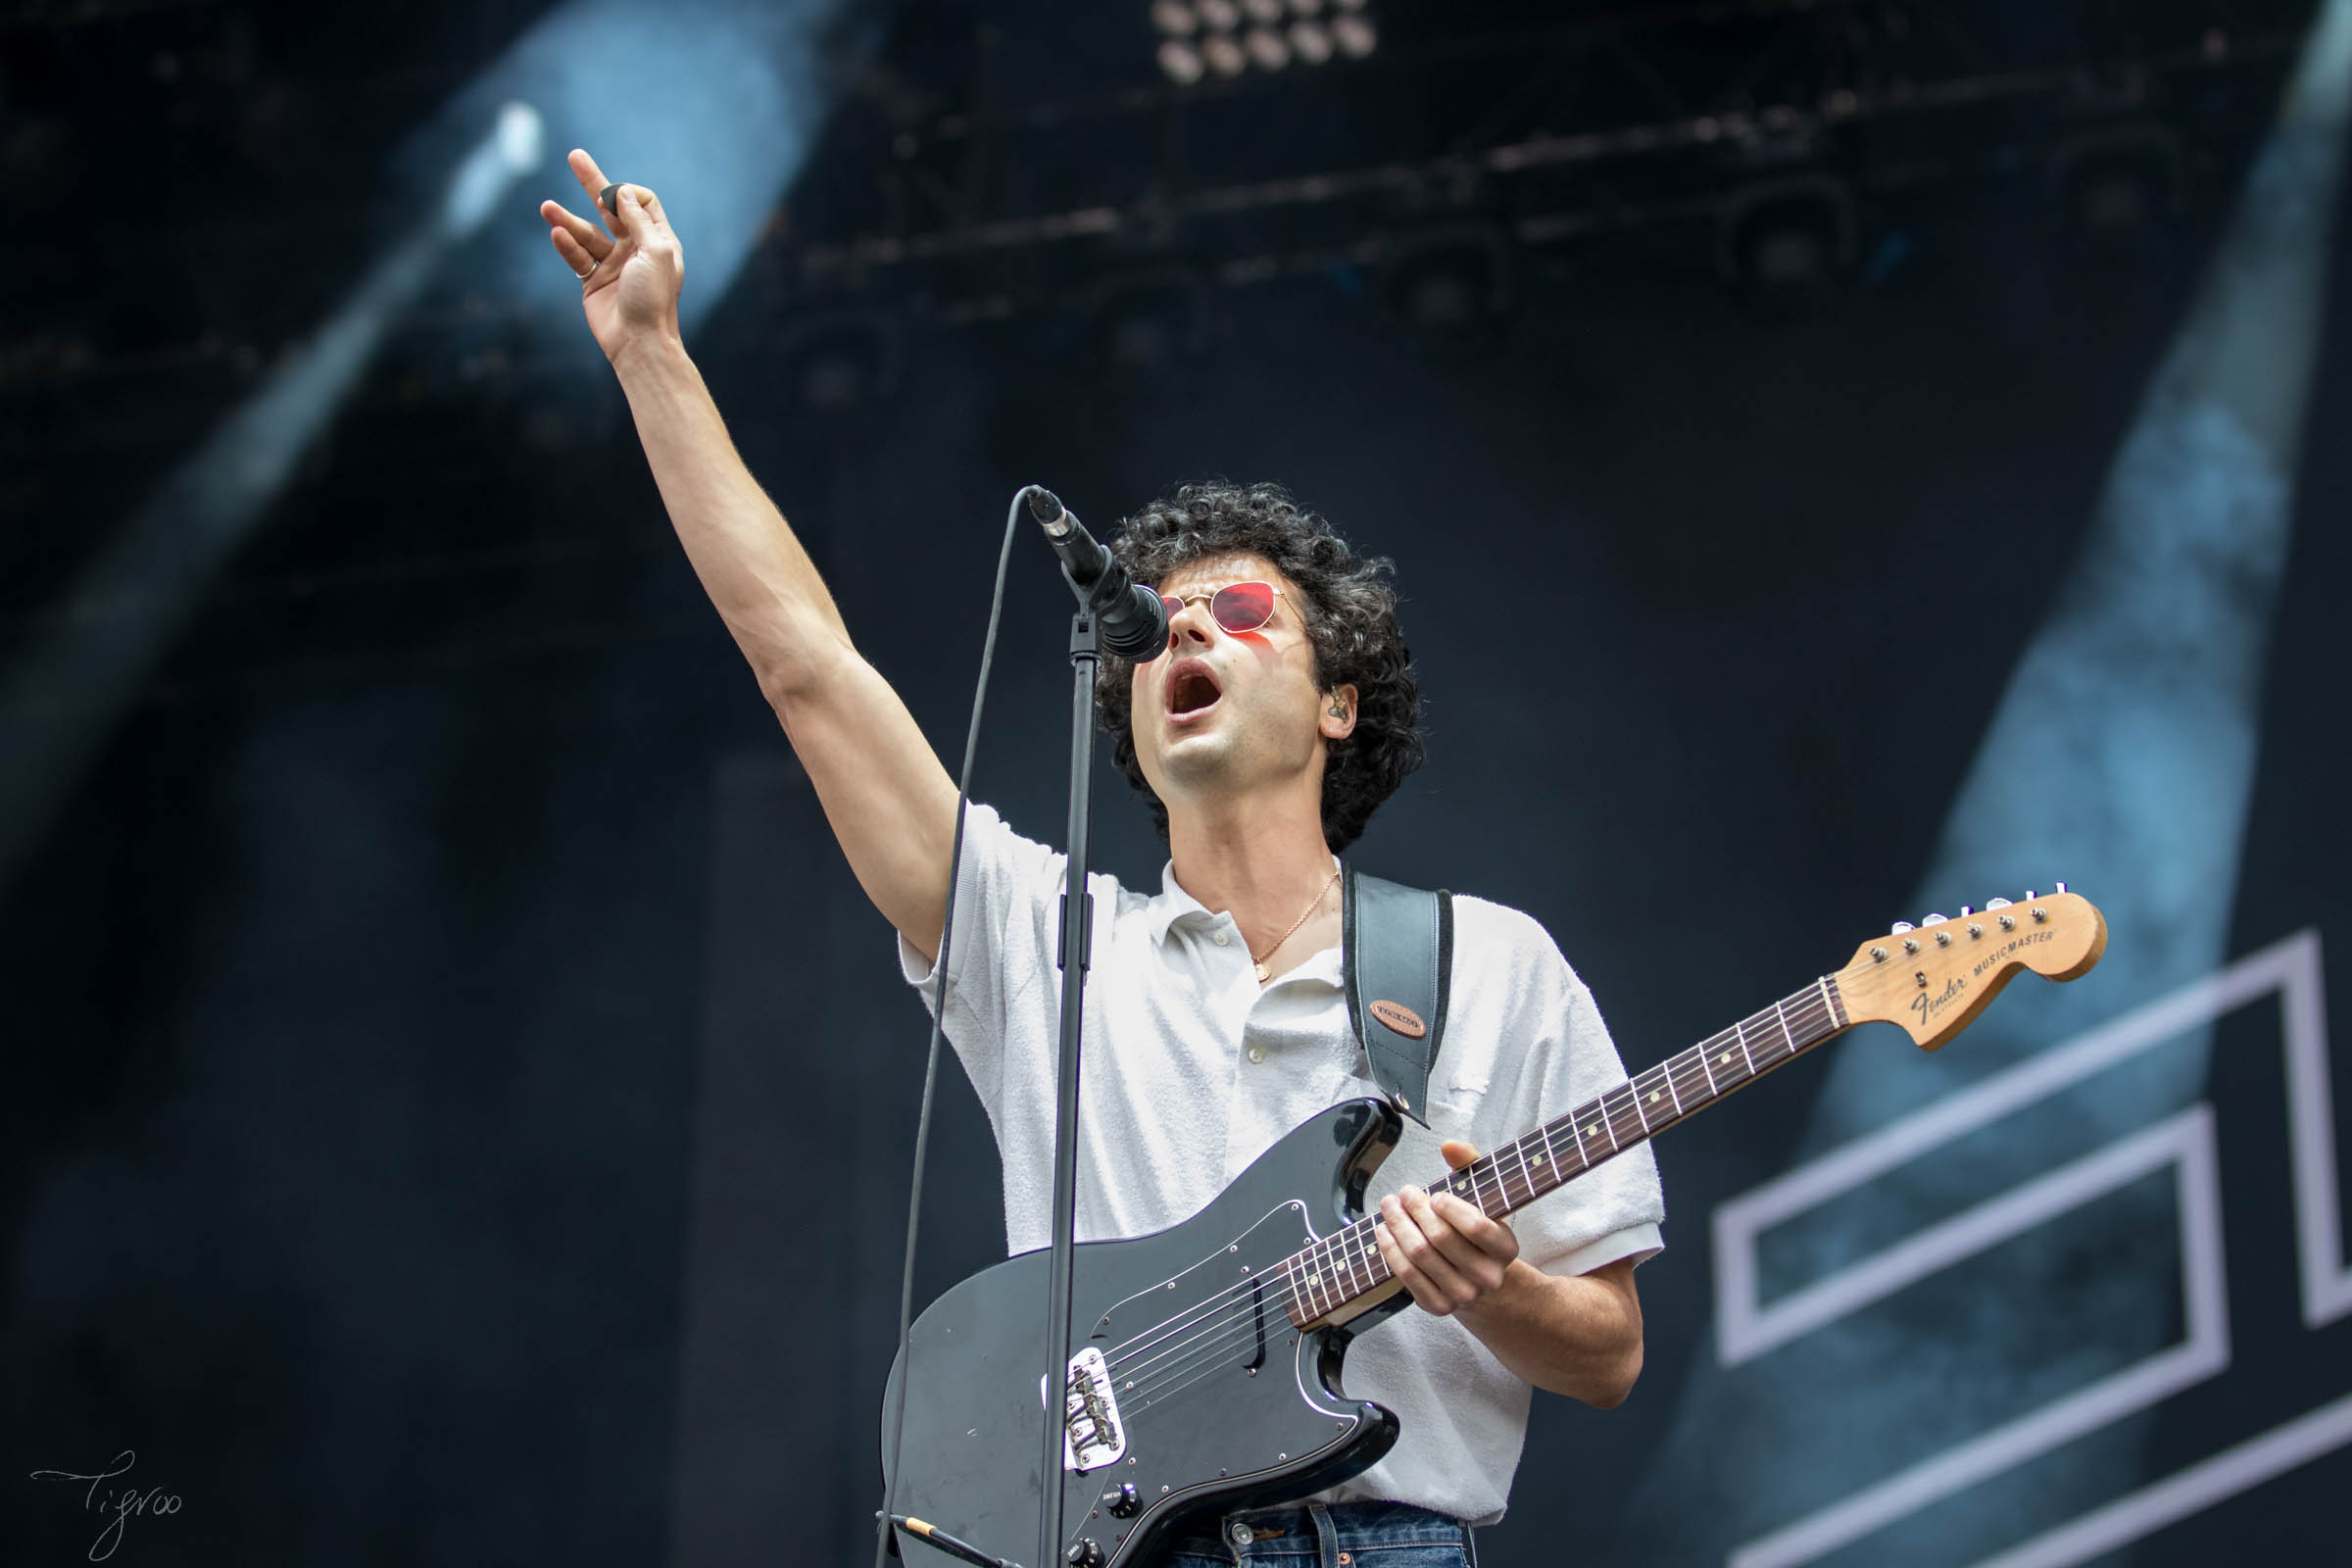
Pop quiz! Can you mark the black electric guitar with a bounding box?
[882,891,2108,1568]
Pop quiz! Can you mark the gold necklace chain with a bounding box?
[1250,865,1342,984]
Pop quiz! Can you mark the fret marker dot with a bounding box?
[1647,1090,1660,1104]
[1719,1052,1733,1066]
[1587,1124,1600,1138]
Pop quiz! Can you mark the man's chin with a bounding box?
[1145,726,1236,790]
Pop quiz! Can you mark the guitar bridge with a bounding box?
[1042,1346,1127,1473]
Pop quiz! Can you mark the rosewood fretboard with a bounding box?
[1276,976,1850,1328]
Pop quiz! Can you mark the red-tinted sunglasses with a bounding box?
[1158,580,1283,636]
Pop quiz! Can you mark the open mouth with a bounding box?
[1165,662,1223,720]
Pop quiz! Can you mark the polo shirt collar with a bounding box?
[1142,859,1348,990]
[1144,859,1219,946]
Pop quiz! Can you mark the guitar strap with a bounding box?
[1340,865,1453,1128]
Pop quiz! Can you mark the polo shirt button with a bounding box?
[1248,1047,1266,1064]
[1212,930,1231,947]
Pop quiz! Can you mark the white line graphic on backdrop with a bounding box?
[1724,1107,2229,1568]
[1966,1391,2352,1568]
[1714,929,2344,1568]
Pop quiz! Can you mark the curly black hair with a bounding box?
[1095,480,1423,854]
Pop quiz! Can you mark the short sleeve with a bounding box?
[895,803,1064,1119]
[1443,900,1668,1278]
[1527,974,1667,1276]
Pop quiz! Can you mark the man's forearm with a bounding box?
[611,331,850,701]
[1454,1257,1643,1406]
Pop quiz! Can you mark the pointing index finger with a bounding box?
[568,148,613,220]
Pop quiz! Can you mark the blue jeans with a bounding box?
[1146,1498,1477,1567]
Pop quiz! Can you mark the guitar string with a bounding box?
[1116,987,1838,1363]
[1114,919,2066,1413]
[1111,1084,1676,1412]
[1105,1002,1845,1415]
[1088,983,1842,1372]
[1097,993,1844,1402]
[1107,986,1846,1394]
[1109,1067,1740,1408]
[1090,917,2026,1380]
[1089,990,1839,1411]
[1092,989,1841,1385]
[1096,1078,1643,1389]
[1096,924,2043,1427]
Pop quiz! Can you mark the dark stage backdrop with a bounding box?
[7,53,2351,1568]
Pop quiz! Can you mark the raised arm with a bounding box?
[541,148,958,960]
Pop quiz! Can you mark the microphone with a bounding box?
[1026,488,1169,659]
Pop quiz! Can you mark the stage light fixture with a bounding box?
[446,101,546,229]
[1157,39,1207,84]
[1384,226,1513,338]
[428,0,878,345]
[1162,0,1365,74]
[1085,270,1207,372]
[1717,174,1856,304]
[1244,27,1291,70]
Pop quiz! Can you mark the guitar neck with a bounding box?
[1279,975,1851,1327]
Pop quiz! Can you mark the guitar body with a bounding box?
[883,1097,1410,1567]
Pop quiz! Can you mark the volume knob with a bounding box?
[1066,1540,1105,1567]
[1102,1483,1141,1519]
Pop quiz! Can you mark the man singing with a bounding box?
[541,148,1663,1567]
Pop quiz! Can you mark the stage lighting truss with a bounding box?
[762,5,2302,332]
[1152,0,1374,84]
[5,3,2311,401]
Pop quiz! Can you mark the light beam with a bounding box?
[0,104,541,895]
[1637,0,2352,1559]
[0,0,893,900]
[419,0,886,347]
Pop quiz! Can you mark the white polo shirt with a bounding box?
[899,804,1666,1527]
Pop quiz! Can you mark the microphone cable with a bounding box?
[874,486,1035,1568]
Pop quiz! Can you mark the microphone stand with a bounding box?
[1040,605,1102,1568]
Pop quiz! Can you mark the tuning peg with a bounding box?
[1985,897,2012,908]
[2023,890,2036,902]
[1923,912,1948,925]
[1959,905,1974,917]
[2055,881,2068,894]
[1890,920,1916,934]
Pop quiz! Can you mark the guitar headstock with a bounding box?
[1837,887,2107,1051]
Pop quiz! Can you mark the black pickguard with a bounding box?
[880,1098,1410,1568]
